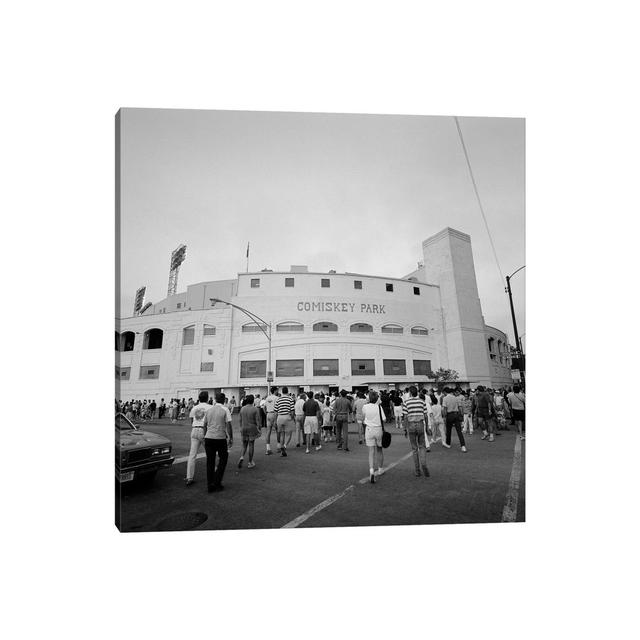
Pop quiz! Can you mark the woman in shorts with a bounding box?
[321,398,333,442]
[392,393,404,429]
[362,391,386,484]
[238,394,260,469]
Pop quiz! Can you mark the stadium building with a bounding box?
[115,227,513,402]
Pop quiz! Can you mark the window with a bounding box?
[350,323,373,333]
[354,280,362,290]
[313,359,339,376]
[488,337,495,352]
[200,362,214,372]
[276,359,304,377]
[381,324,403,334]
[250,278,260,288]
[413,286,420,295]
[411,326,429,336]
[242,323,268,333]
[143,328,163,349]
[177,303,182,309]
[203,325,216,336]
[240,360,267,378]
[182,325,195,346]
[207,349,213,355]
[313,321,338,332]
[386,283,394,292]
[351,359,375,376]
[285,277,294,288]
[120,331,135,351]
[115,331,120,351]
[276,322,304,332]
[139,366,159,379]
[413,360,432,376]
[321,278,330,288]
[383,359,406,375]
[115,366,130,380]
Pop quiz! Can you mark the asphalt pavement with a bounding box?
[116,415,525,532]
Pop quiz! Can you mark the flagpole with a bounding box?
[246,242,249,273]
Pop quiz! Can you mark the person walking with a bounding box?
[202,392,233,493]
[474,385,497,442]
[274,386,295,456]
[402,386,430,477]
[185,390,211,486]
[302,391,322,453]
[294,392,306,448]
[321,398,333,442]
[333,389,353,452]
[362,391,386,484]
[461,390,474,435]
[429,391,446,445]
[264,386,279,455]
[238,394,260,469]
[441,387,467,452]
[353,391,367,444]
[506,384,526,440]
[392,393,404,430]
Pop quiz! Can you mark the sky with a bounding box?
[118,109,525,347]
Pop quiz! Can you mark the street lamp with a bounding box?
[505,266,525,383]
[210,297,273,391]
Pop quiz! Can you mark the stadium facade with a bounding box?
[115,227,513,402]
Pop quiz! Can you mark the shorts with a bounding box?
[303,416,319,435]
[241,427,260,441]
[512,409,525,423]
[393,406,403,418]
[276,414,295,434]
[406,419,425,432]
[266,412,277,429]
[295,414,305,430]
[364,425,383,447]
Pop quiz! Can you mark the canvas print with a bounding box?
[115,109,525,532]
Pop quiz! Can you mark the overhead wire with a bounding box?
[453,116,505,284]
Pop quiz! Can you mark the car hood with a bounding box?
[118,430,171,450]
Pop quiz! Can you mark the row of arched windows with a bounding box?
[243,322,429,335]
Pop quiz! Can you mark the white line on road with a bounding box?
[173,452,206,465]
[282,450,413,528]
[501,436,523,522]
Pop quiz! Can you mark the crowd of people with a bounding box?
[116,384,525,492]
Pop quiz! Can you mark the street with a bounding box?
[117,414,525,532]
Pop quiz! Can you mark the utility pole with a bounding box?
[505,265,525,385]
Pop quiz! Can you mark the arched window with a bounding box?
[242,323,268,333]
[120,331,135,351]
[115,331,120,351]
[381,324,403,334]
[182,325,195,346]
[313,321,338,332]
[276,322,304,332]
[203,324,216,336]
[143,328,163,349]
[410,326,429,336]
[350,322,373,333]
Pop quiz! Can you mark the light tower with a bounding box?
[133,286,146,316]
[167,244,187,296]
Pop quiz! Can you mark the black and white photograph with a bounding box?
[115,109,525,532]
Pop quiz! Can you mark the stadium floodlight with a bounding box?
[139,301,153,315]
[133,286,146,315]
[167,244,187,296]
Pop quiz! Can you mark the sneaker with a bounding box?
[370,474,376,484]
[247,462,256,469]
[296,443,300,448]
[305,448,310,454]
[376,467,384,476]
[469,431,474,435]
[337,444,343,450]
[344,447,350,452]
[315,445,322,451]
[520,435,525,440]
[480,433,488,440]
[266,449,273,455]
[415,470,422,477]
[489,435,495,442]
[442,442,451,449]
[461,446,467,452]
[185,479,195,486]
[422,465,430,477]
[237,458,244,468]
[281,449,287,457]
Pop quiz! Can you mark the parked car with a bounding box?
[115,412,174,483]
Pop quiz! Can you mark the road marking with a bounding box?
[501,436,523,522]
[282,450,413,528]
[173,452,206,465]
[282,485,356,528]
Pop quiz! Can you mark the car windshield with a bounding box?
[116,414,136,431]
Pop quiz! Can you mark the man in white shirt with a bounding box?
[294,392,306,448]
[264,387,279,455]
[185,390,211,486]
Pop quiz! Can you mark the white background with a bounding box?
[2,1,638,639]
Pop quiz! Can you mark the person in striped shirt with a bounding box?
[274,386,295,457]
[402,385,430,478]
